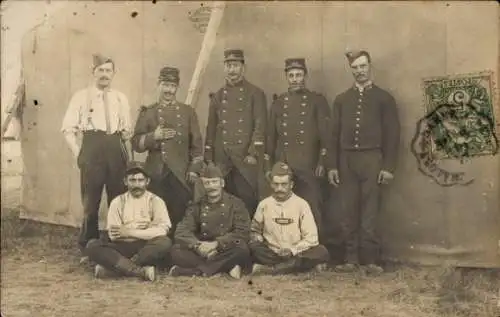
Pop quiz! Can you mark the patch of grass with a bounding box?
[1,212,499,317]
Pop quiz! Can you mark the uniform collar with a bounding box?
[287,87,308,94]
[225,77,246,88]
[158,99,178,108]
[353,81,373,92]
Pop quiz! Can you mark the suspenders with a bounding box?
[117,194,155,224]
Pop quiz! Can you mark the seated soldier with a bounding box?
[85,161,172,281]
[169,163,251,279]
[250,162,329,275]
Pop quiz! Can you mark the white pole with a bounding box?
[185,1,226,107]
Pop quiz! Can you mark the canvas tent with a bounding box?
[15,1,499,268]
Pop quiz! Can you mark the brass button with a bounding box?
[301,103,306,107]
[284,142,288,146]
[177,132,182,136]
[223,90,227,94]
[355,124,360,128]
[237,129,243,133]
[355,130,359,134]
[356,118,360,121]
[223,141,228,145]
[299,130,304,134]
[300,121,304,125]
[221,203,225,207]
[223,130,227,134]
[237,140,242,144]
[176,106,180,110]
[220,224,224,227]
[301,112,306,115]
[238,119,243,123]
[202,223,207,226]
[299,141,304,145]
[284,97,288,101]
[356,111,361,115]
[222,100,227,104]
[222,109,226,113]
[284,105,288,109]
[283,132,288,136]
[355,144,359,148]
[283,113,288,117]
[358,99,362,102]
[177,141,182,144]
[177,124,182,127]
[238,97,243,101]
[302,95,307,99]
[222,120,227,124]
[282,122,287,127]
[239,88,244,92]
[176,114,180,118]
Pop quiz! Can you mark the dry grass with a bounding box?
[1,206,499,317]
[1,163,499,316]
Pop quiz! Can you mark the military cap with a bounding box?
[159,66,180,84]
[270,161,293,178]
[199,162,224,178]
[224,49,245,63]
[125,161,150,178]
[92,53,114,69]
[345,50,371,65]
[284,58,307,73]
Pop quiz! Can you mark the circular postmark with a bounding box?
[411,89,499,186]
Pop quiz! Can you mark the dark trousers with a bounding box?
[293,171,323,234]
[338,149,382,265]
[149,171,191,237]
[78,131,127,250]
[85,236,172,273]
[250,241,329,270]
[225,168,258,218]
[170,243,250,276]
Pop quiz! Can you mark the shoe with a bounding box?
[168,265,202,277]
[80,256,90,266]
[229,265,242,279]
[94,264,106,278]
[314,263,328,273]
[143,266,156,281]
[251,263,275,275]
[364,264,384,275]
[334,263,358,273]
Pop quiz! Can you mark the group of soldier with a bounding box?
[61,48,400,281]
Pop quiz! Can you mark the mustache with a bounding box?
[99,76,110,80]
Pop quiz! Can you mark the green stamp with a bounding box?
[411,71,499,186]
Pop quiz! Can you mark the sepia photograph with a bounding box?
[1,1,499,316]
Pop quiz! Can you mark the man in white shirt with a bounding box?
[61,54,132,256]
[250,162,329,275]
[85,161,172,281]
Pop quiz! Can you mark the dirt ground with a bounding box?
[1,171,499,317]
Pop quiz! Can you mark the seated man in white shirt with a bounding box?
[85,161,172,281]
[250,162,329,275]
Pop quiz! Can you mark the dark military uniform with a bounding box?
[267,59,331,230]
[204,78,267,216]
[329,78,400,265]
[171,191,251,276]
[132,100,203,232]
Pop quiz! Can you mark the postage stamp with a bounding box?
[411,71,499,186]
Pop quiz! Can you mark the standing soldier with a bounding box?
[132,66,204,235]
[61,54,131,261]
[204,49,267,217]
[327,50,400,274]
[266,58,331,231]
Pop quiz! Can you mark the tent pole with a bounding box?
[185,1,226,108]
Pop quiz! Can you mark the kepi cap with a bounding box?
[125,161,149,178]
[93,53,114,69]
[199,162,224,178]
[345,50,371,65]
[269,161,293,178]
[159,66,180,84]
[224,49,245,63]
[285,58,307,73]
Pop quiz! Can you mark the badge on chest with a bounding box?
[273,217,294,225]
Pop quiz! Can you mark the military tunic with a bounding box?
[267,88,331,228]
[204,79,267,214]
[131,101,203,228]
[328,83,400,265]
[171,192,251,276]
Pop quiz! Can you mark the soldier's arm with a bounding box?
[316,93,331,166]
[204,93,218,162]
[174,204,201,249]
[248,88,268,157]
[61,91,83,157]
[188,108,204,174]
[327,97,341,171]
[250,201,265,242]
[131,106,157,153]
[215,199,251,251]
[290,201,319,255]
[126,196,171,240]
[381,93,400,173]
